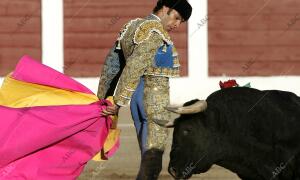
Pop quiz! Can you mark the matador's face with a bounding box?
[160,7,184,32]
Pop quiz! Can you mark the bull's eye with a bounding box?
[183,129,190,136]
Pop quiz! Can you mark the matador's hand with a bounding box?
[102,104,120,116]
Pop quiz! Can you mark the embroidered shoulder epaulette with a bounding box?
[133,20,173,45]
[116,18,142,49]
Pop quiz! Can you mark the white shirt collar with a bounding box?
[151,13,161,21]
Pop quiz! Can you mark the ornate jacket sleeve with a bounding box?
[113,33,163,106]
[97,43,123,99]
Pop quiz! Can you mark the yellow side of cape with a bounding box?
[0,76,97,107]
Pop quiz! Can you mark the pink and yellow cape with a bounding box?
[0,55,120,179]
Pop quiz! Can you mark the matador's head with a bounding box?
[153,0,192,32]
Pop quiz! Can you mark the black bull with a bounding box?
[167,87,300,180]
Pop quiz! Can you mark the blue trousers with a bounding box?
[130,78,148,154]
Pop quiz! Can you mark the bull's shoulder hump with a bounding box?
[263,90,300,102]
[207,88,300,106]
[207,87,261,100]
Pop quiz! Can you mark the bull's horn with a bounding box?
[166,100,207,114]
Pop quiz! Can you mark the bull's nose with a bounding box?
[169,166,176,175]
[168,166,177,178]
[169,166,189,180]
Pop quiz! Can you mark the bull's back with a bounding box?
[207,87,300,148]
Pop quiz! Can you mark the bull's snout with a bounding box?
[169,166,188,179]
[169,148,182,179]
[168,166,177,178]
[168,166,176,177]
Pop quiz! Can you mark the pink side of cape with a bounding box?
[12,55,93,94]
[0,102,111,179]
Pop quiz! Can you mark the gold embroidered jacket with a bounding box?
[97,14,181,150]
